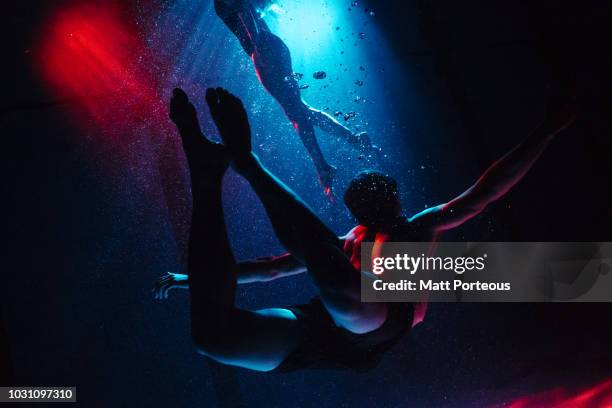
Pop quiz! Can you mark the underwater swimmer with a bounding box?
[214,0,380,198]
[154,86,575,372]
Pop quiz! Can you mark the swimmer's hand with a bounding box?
[152,272,188,300]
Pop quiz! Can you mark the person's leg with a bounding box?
[170,89,299,371]
[306,106,382,158]
[214,0,257,56]
[247,26,337,195]
[206,87,388,333]
[215,0,274,56]
[286,105,336,195]
[206,88,338,260]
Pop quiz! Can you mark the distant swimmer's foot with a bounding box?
[354,131,383,161]
[169,88,228,179]
[205,87,252,167]
[318,164,337,201]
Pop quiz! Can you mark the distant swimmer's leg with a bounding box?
[214,0,272,56]
[169,89,299,372]
[206,87,387,333]
[289,107,337,197]
[214,0,256,56]
[249,29,338,197]
[307,106,383,159]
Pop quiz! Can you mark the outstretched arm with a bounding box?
[411,103,577,233]
[153,254,306,299]
[236,254,307,283]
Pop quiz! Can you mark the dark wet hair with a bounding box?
[343,170,402,228]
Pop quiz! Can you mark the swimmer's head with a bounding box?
[344,170,402,229]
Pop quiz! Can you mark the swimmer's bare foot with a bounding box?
[205,87,252,167]
[170,88,228,180]
[318,164,337,201]
[170,88,201,138]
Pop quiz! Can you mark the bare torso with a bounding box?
[341,219,436,327]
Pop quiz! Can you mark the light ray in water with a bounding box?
[138,0,416,258]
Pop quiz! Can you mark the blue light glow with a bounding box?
[142,0,414,257]
[259,1,335,60]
